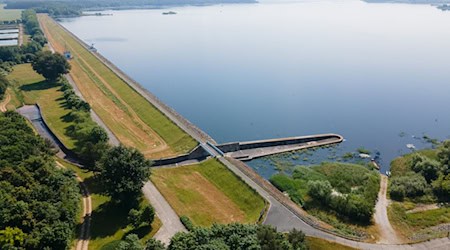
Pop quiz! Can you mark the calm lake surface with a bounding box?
[60,0,450,177]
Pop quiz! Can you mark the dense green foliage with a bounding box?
[389,141,450,201]
[0,74,8,100]
[31,51,71,81]
[167,224,307,250]
[270,163,380,223]
[128,205,155,228]
[98,145,152,200]
[116,224,308,250]
[0,112,80,249]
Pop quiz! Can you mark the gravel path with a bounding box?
[374,175,402,243]
[142,181,187,245]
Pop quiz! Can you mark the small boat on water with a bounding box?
[162,11,177,15]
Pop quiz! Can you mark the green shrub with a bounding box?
[389,172,428,200]
[180,216,194,231]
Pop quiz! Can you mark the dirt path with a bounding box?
[56,162,92,250]
[374,175,402,244]
[0,92,10,112]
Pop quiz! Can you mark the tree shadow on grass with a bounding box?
[90,200,130,239]
[126,224,153,239]
[84,176,104,195]
[20,80,58,91]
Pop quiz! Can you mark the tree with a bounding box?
[432,173,450,200]
[98,145,152,200]
[438,140,450,175]
[257,224,290,250]
[0,227,25,249]
[128,209,141,228]
[141,205,155,226]
[307,180,332,203]
[32,51,71,81]
[411,154,442,183]
[287,228,307,250]
[389,172,428,200]
[145,238,165,250]
[117,234,144,250]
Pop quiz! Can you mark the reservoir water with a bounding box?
[59,0,450,176]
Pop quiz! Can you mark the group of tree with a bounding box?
[389,141,450,201]
[0,74,9,100]
[307,178,375,223]
[270,163,380,223]
[0,112,80,249]
[0,9,47,73]
[61,80,90,111]
[98,145,152,200]
[116,223,308,250]
[31,50,70,81]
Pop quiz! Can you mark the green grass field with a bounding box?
[57,159,161,250]
[7,64,77,149]
[151,159,266,226]
[388,201,450,241]
[0,4,21,22]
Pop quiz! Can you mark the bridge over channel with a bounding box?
[153,134,343,166]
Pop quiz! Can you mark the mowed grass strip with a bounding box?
[38,14,197,157]
[7,63,77,149]
[151,159,265,227]
[56,158,161,250]
[0,4,21,21]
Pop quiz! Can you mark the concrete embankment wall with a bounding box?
[153,145,210,166]
[19,104,79,161]
[217,134,343,153]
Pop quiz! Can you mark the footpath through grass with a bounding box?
[56,159,161,250]
[7,63,77,149]
[151,159,266,227]
[0,4,21,21]
[38,14,197,159]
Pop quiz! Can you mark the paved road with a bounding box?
[142,182,187,245]
[374,175,402,244]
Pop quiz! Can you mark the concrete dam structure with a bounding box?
[153,134,344,166]
[217,134,344,161]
